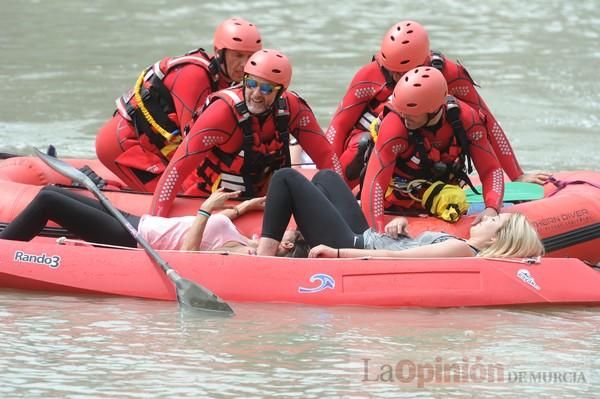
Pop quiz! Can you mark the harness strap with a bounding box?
[444,96,479,193]
[196,90,292,196]
[430,50,445,72]
[273,97,291,167]
[182,48,220,91]
[379,64,396,89]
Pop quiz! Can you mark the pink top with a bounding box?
[138,213,248,250]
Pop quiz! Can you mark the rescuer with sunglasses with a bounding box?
[150,49,341,217]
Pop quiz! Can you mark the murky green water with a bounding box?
[1,0,599,397]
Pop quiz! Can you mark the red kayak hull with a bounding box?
[1,237,600,307]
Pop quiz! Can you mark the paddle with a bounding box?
[33,147,234,315]
[465,181,544,203]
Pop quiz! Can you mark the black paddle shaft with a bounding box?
[33,147,234,314]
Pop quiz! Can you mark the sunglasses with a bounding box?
[244,77,282,95]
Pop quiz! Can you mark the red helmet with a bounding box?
[244,49,292,89]
[391,67,448,115]
[376,21,430,73]
[213,17,263,53]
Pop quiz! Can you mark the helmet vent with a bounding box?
[407,103,417,108]
[407,30,414,34]
[250,61,257,66]
[422,74,430,78]
[233,37,242,42]
[414,83,422,87]
[402,40,409,45]
[272,69,281,74]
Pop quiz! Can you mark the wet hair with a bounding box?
[477,213,545,258]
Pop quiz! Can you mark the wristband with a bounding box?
[197,209,211,218]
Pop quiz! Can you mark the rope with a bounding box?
[479,256,542,264]
[546,176,600,197]
[55,237,230,254]
[133,69,181,144]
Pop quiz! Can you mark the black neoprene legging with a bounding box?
[261,168,369,249]
[0,185,140,247]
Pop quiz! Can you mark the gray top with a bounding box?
[362,230,462,252]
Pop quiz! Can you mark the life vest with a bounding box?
[366,96,478,208]
[193,88,291,197]
[115,48,220,160]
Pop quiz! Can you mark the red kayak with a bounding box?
[1,237,599,307]
[1,156,599,264]
[0,155,599,307]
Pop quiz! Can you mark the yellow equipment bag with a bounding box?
[421,181,469,223]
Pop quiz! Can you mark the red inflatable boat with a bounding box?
[0,155,599,308]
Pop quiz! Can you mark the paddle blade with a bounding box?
[175,278,234,314]
[33,147,97,191]
[466,182,544,203]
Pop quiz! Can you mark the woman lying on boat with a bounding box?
[0,185,308,257]
[256,168,545,259]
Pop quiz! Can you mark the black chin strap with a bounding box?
[216,49,232,81]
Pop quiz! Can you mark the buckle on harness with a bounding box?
[430,50,444,72]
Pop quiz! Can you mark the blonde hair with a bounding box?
[477,213,545,258]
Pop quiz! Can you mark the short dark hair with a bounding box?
[285,237,310,258]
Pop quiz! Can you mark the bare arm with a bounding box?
[309,238,475,258]
[180,189,241,251]
[218,196,265,220]
[180,212,211,252]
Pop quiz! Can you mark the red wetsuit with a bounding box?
[328,53,523,187]
[434,53,523,180]
[327,61,393,186]
[150,87,341,216]
[361,100,504,232]
[95,50,229,192]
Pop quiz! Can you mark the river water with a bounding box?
[1,0,599,397]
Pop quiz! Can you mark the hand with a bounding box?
[471,207,498,226]
[242,196,266,212]
[515,172,553,185]
[384,217,409,238]
[200,188,240,213]
[309,244,337,258]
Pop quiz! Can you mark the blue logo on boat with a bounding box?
[14,250,61,269]
[298,273,335,294]
[517,268,540,290]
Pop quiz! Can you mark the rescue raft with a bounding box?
[0,155,599,307]
[1,155,599,264]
